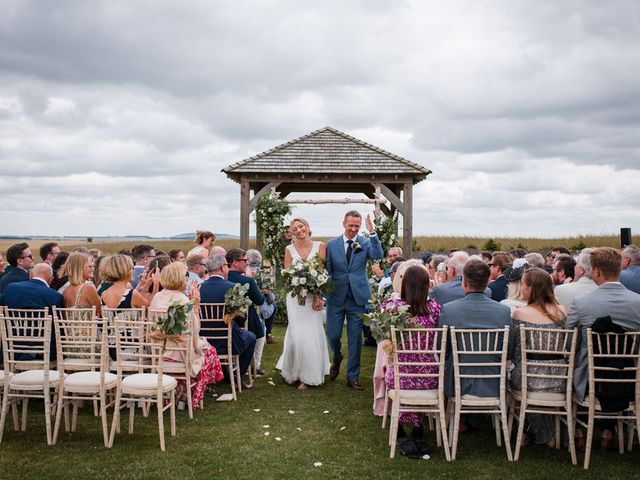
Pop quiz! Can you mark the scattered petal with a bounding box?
[211,394,218,397]
[421,454,431,460]
[264,432,270,436]
[323,410,330,414]
[313,462,323,467]
[340,426,346,431]
[268,377,273,380]
[253,409,261,412]
[296,427,302,431]
[288,410,295,414]
[275,437,282,441]
[262,425,270,429]
[268,381,276,386]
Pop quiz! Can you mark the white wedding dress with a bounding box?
[276,241,331,386]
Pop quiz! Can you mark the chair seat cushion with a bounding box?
[461,394,500,406]
[388,389,439,404]
[65,371,118,388]
[10,370,63,387]
[163,361,186,372]
[122,373,177,391]
[511,390,566,402]
[63,358,101,368]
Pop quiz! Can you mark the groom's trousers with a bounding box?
[326,291,364,382]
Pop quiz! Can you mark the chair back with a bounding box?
[54,314,106,373]
[112,318,165,378]
[586,328,640,410]
[3,307,50,318]
[450,327,510,399]
[198,303,232,355]
[390,326,448,393]
[102,307,146,323]
[0,313,52,375]
[146,308,192,376]
[53,306,97,323]
[518,326,577,401]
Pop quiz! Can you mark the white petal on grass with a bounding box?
[275,437,282,441]
[262,425,270,429]
[323,410,329,414]
[253,409,261,412]
[288,410,295,414]
[422,454,431,460]
[340,426,346,431]
[264,432,270,436]
[313,462,323,467]
[268,381,276,386]
[296,427,302,431]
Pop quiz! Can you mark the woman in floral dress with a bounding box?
[384,265,442,430]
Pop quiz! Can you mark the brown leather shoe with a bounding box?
[330,358,342,381]
[347,380,363,390]
[600,429,615,450]
[241,381,253,390]
[266,334,276,344]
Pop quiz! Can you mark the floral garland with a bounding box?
[376,210,400,256]
[254,191,292,271]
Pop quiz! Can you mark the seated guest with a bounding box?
[383,266,442,437]
[0,263,63,313]
[199,254,256,388]
[488,251,513,302]
[0,242,34,293]
[185,254,207,291]
[210,245,227,257]
[429,251,491,306]
[480,251,493,265]
[371,247,404,281]
[150,262,224,411]
[566,247,640,448]
[87,248,103,260]
[245,249,277,345]
[545,247,571,273]
[554,248,597,310]
[524,252,546,270]
[439,260,513,399]
[169,249,185,263]
[392,259,425,299]
[100,254,156,309]
[130,244,155,288]
[226,248,267,376]
[620,244,640,294]
[60,252,101,315]
[50,251,69,291]
[93,255,108,294]
[510,268,567,446]
[39,242,61,266]
[0,254,5,278]
[187,230,215,259]
[378,257,405,296]
[500,259,528,312]
[551,256,576,285]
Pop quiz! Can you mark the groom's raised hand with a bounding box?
[365,214,376,234]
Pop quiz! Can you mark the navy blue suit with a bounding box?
[0,266,29,293]
[488,275,508,302]
[227,270,265,339]
[199,276,256,375]
[0,278,63,361]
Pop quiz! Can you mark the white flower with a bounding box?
[309,269,318,277]
[299,277,307,285]
[292,277,299,286]
[390,234,396,240]
[294,263,303,271]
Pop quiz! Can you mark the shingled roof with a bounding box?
[222,126,431,180]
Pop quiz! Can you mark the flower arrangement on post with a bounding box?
[254,191,292,271]
[280,257,331,306]
[254,268,275,292]
[223,283,252,325]
[149,300,193,349]
[359,295,413,353]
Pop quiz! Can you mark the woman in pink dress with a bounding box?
[383,265,442,432]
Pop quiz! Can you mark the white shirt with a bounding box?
[342,232,376,252]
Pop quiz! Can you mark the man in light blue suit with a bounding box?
[620,244,640,294]
[325,210,383,390]
[429,251,491,306]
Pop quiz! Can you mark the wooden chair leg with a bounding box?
[170,390,176,437]
[71,401,79,432]
[567,405,577,466]
[128,401,135,434]
[494,413,502,447]
[555,412,561,449]
[21,398,29,431]
[157,393,165,452]
[501,402,513,461]
[52,387,65,444]
[389,401,399,458]
[0,390,9,443]
[584,407,595,470]
[185,377,193,420]
[44,389,53,446]
[451,405,461,461]
[381,392,389,429]
[617,419,625,454]
[108,387,122,448]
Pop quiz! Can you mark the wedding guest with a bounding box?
[150,262,224,410]
[0,254,5,277]
[383,266,442,437]
[551,257,575,285]
[185,254,207,290]
[0,263,63,313]
[93,255,107,293]
[169,249,185,263]
[510,268,567,446]
[50,251,69,291]
[131,244,155,288]
[524,252,546,270]
[73,246,89,253]
[429,251,491,306]
[621,244,640,294]
[480,251,493,264]
[210,245,227,257]
[187,230,215,259]
[545,247,570,273]
[39,242,61,265]
[566,247,640,449]
[372,247,404,280]
[427,255,447,287]
[488,251,513,301]
[100,254,156,309]
[245,249,277,345]
[554,248,597,310]
[500,260,528,313]
[0,242,33,293]
[60,252,101,315]
[199,254,256,387]
[392,259,425,298]
[88,248,103,260]
[378,257,405,296]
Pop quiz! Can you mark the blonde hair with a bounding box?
[194,230,215,245]
[161,262,188,291]
[393,259,426,293]
[63,252,92,286]
[100,254,134,283]
[289,218,312,241]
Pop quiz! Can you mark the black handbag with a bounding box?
[398,439,431,458]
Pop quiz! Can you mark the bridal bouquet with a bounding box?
[224,283,252,325]
[281,257,330,306]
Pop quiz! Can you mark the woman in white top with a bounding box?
[276,218,331,390]
[187,230,215,259]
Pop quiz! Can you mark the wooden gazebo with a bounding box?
[222,126,431,256]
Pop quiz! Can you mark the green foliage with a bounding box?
[466,244,478,250]
[482,238,502,252]
[151,300,192,336]
[224,283,252,317]
[571,241,587,251]
[86,237,93,243]
[374,211,399,254]
[516,242,527,250]
[254,192,292,271]
[360,296,413,343]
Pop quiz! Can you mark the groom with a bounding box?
[326,210,383,390]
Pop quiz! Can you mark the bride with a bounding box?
[276,217,331,390]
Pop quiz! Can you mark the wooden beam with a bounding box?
[375,183,405,215]
[249,181,281,212]
[365,192,392,217]
[402,181,413,257]
[286,198,383,205]
[240,180,250,250]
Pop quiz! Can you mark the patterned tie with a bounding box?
[346,239,353,263]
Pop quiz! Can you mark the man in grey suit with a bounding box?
[620,244,640,294]
[438,260,513,399]
[429,251,491,306]
[554,248,597,310]
[565,247,640,401]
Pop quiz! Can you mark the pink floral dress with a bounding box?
[383,298,442,426]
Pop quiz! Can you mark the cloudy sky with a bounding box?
[1,0,639,238]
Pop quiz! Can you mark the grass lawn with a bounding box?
[1,325,639,479]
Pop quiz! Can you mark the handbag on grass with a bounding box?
[398,439,431,458]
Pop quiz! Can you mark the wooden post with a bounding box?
[240,179,250,250]
[402,181,413,257]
